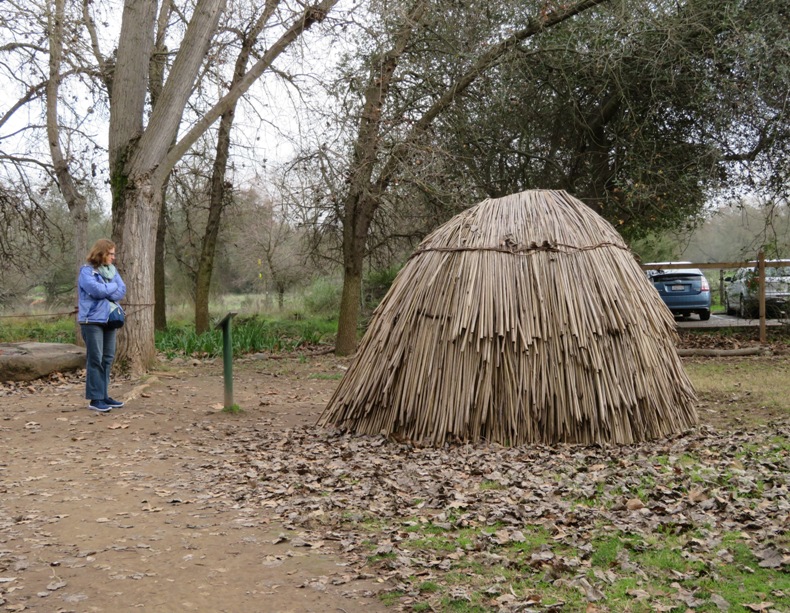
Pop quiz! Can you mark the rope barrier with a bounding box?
[0,309,76,319]
[0,303,155,320]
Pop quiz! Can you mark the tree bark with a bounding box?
[151,0,173,333]
[336,268,363,356]
[116,175,160,372]
[194,107,232,334]
[154,184,168,331]
[336,191,379,354]
[109,0,157,245]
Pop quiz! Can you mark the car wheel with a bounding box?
[739,297,750,319]
[699,309,711,321]
[725,296,735,316]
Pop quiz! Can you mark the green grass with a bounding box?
[418,581,441,594]
[0,317,77,343]
[374,522,790,612]
[155,315,336,358]
[378,590,404,606]
[479,479,505,491]
[0,313,337,358]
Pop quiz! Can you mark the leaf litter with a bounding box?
[182,413,790,611]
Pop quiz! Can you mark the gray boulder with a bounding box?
[0,342,85,382]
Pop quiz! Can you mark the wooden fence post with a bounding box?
[719,269,725,308]
[758,249,766,344]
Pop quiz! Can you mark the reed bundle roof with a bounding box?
[319,190,698,446]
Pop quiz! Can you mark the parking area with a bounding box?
[675,312,787,328]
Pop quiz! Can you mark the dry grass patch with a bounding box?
[684,355,790,429]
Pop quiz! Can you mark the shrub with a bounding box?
[303,278,342,317]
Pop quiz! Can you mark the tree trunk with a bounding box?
[116,175,161,374]
[154,183,168,331]
[332,6,426,355]
[195,108,233,335]
[335,203,371,355]
[71,204,89,347]
[109,0,225,373]
[194,252,214,334]
[278,287,285,310]
[151,0,172,333]
[336,271,362,356]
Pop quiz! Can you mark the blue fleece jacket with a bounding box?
[77,265,127,324]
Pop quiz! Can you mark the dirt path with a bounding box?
[0,355,386,613]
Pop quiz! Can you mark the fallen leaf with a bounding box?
[755,548,784,568]
[626,498,644,511]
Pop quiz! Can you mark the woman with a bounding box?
[77,239,127,412]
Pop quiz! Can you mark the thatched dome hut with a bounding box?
[319,190,698,446]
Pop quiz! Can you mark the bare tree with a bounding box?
[232,186,307,310]
[46,0,89,305]
[1,0,103,306]
[194,0,278,334]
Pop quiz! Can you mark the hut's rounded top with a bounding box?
[416,190,627,255]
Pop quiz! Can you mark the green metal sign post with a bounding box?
[214,312,238,410]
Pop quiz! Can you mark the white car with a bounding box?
[725,265,790,318]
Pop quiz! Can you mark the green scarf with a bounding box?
[97,264,117,281]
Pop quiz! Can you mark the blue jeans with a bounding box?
[81,324,116,401]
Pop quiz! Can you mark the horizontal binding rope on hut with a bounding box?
[318,189,698,447]
[409,240,633,258]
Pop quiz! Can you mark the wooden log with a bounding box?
[677,347,768,356]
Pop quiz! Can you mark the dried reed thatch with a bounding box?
[319,190,698,446]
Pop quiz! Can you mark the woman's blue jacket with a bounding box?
[77,265,127,324]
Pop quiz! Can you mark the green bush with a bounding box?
[1,314,336,358]
[156,315,336,358]
[303,278,342,317]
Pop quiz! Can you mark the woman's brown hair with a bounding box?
[86,238,115,267]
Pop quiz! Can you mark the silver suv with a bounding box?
[725,265,790,318]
